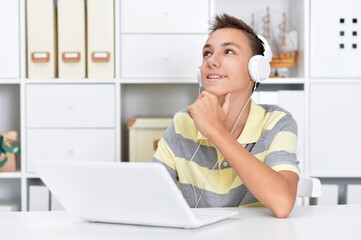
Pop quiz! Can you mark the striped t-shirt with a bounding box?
[151,100,299,208]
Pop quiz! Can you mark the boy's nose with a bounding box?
[207,53,221,68]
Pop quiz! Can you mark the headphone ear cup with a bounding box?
[248,55,271,83]
[197,67,204,88]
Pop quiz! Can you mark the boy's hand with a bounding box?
[187,91,231,140]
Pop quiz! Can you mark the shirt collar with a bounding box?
[196,100,264,144]
[237,100,264,144]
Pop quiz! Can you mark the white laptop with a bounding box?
[30,160,238,228]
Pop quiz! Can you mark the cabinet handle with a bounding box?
[154,139,160,151]
[31,52,50,63]
[62,52,81,62]
[127,118,136,128]
[163,54,169,59]
[92,52,110,62]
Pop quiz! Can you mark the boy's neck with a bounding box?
[224,95,252,139]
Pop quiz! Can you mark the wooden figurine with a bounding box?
[269,12,298,73]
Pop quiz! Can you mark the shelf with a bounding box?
[0,172,21,179]
[26,172,39,178]
[310,172,361,178]
[120,78,198,84]
[264,78,305,84]
[309,79,361,84]
[0,79,21,84]
[120,77,305,84]
[25,78,117,84]
[120,32,208,35]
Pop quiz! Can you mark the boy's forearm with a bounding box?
[208,127,298,218]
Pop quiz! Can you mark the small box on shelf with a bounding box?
[0,131,20,172]
[127,118,172,162]
[28,185,50,211]
[0,200,20,212]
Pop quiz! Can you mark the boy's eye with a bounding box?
[225,49,235,54]
[203,51,211,57]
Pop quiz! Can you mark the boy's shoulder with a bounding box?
[257,103,297,131]
[258,103,292,116]
[173,109,192,123]
[171,109,198,136]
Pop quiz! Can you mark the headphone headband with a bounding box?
[257,35,273,62]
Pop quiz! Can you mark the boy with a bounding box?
[151,14,299,218]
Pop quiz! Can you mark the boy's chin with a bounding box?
[205,88,230,98]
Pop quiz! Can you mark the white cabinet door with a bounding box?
[26,84,115,128]
[310,0,361,78]
[121,0,208,33]
[309,83,361,176]
[121,35,207,79]
[0,0,20,78]
[27,129,116,172]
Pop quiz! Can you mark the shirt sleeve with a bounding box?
[264,114,300,176]
[151,119,179,182]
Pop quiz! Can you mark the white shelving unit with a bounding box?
[1,0,360,211]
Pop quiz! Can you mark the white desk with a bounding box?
[1,205,360,240]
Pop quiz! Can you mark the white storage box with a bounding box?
[28,185,50,211]
[26,0,57,78]
[57,0,86,78]
[87,0,114,78]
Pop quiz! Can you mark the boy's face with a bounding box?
[201,28,254,98]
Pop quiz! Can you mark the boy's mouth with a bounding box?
[207,74,227,80]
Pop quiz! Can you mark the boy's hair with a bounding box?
[209,14,265,56]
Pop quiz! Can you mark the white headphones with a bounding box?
[197,35,272,87]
